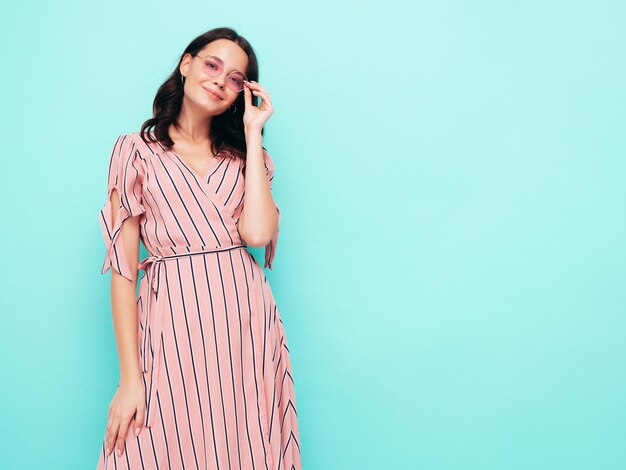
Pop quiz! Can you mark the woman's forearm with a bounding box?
[108,188,143,386]
[110,272,142,385]
[238,129,279,246]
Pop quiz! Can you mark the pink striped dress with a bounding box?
[96,131,302,469]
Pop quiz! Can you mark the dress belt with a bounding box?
[137,244,248,428]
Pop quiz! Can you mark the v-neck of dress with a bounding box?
[168,149,221,181]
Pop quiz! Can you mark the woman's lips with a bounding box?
[203,87,223,100]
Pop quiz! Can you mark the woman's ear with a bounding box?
[179,53,192,77]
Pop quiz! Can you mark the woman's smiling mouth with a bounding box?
[202,86,223,100]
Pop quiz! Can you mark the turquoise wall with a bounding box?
[1,0,624,468]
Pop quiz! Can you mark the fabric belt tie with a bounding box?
[137,244,248,428]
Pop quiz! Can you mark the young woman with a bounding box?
[96,27,302,469]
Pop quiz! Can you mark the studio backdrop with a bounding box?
[1,1,625,469]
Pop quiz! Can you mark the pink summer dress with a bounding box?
[95,131,302,469]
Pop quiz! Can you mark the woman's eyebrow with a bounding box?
[211,55,244,75]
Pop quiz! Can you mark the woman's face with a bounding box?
[180,38,249,114]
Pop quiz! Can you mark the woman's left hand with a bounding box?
[242,80,273,133]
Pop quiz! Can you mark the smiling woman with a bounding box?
[96,26,301,470]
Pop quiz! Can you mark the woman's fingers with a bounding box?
[103,383,145,456]
[115,414,132,456]
[105,403,115,453]
[245,80,260,88]
[242,80,273,128]
[106,419,120,455]
[134,404,146,436]
[251,88,271,103]
[252,89,269,101]
[105,409,131,456]
[250,91,273,112]
[245,80,265,91]
[245,81,272,104]
[243,81,252,108]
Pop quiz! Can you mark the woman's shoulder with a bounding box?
[104,131,161,174]
[122,130,164,157]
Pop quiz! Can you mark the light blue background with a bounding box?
[1,1,625,468]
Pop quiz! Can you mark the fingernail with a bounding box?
[117,448,122,457]
[106,447,110,454]
[135,428,140,436]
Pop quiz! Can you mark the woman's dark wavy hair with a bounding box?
[139,27,262,161]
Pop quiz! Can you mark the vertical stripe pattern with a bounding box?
[96,132,301,469]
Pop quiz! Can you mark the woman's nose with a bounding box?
[213,74,227,89]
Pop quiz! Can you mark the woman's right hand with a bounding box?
[105,379,145,457]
